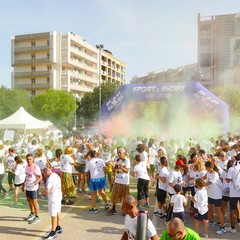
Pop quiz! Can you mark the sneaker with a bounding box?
[10,203,18,208]
[107,208,116,215]
[42,231,57,239]
[208,222,215,227]
[154,211,163,217]
[216,227,227,234]
[29,216,41,224]
[199,233,208,238]
[55,226,63,234]
[89,208,98,214]
[142,203,150,208]
[25,213,35,221]
[3,192,9,197]
[104,204,109,210]
[226,227,237,233]
[160,214,167,219]
[66,200,74,205]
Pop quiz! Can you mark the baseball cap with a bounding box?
[175,159,186,166]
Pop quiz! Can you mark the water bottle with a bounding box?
[136,210,148,240]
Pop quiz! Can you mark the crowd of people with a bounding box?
[1,129,240,239]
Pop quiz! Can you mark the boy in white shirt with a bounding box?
[190,178,208,238]
[170,184,188,222]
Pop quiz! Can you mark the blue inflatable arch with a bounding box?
[101,81,230,133]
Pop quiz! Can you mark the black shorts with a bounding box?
[222,195,229,202]
[157,188,167,204]
[75,164,86,173]
[26,190,38,199]
[208,197,222,207]
[14,182,24,187]
[194,208,208,221]
[229,197,240,210]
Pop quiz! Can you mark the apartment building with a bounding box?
[11,31,126,99]
[198,13,240,89]
[131,64,198,84]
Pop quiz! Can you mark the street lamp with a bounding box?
[71,73,78,132]
[96,44,104,124]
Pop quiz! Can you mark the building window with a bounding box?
[31,66,36,72]
[31,41,36,47]
[47,40,50,46]
[31,90,36,97]
[47,53,50,58]
[47,77,50,83]
[31,54,36,59]
[31,78,36,84]
[47,65,51,71]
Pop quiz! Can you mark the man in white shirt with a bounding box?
[24,154,42,224]
[5,147,16,192]
[107,148,131,215]
[42,167,63,240]
[120,195,159,240]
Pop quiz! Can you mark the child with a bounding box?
[189,178,208,238]
[170,184,188,221]
[131,154,150,208]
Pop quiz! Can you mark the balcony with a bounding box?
[70,47,97,64]
[13,58,51,65]
[14,45,50,53]
[14,32,50,41]
[15,83,50,90]
[15,71,51,78]
[69,59,98,74]
[70,83,94,93]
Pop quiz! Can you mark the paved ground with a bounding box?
[0,177,240,239]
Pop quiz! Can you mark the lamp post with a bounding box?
[96,44,104,125]
[71,72,77,132]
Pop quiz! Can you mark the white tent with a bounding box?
[0,107,52,133]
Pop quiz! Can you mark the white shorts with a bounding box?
[48,198,61,217]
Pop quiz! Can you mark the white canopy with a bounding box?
[0,107,52,131]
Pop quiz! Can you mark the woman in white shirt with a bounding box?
[10,156,26,207]
[0,157,8,196]
[60,146,76,205]
[154,156,169,218]
[131,154,150,208]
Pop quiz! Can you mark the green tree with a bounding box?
[0,86,31,119]
[213,87,240,131]
[32,89,77,128]
[77,82,120,121]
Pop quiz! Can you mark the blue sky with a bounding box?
[0,0,240,87]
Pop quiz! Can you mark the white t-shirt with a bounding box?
[34,156,47,170]
[170,194,186,213]
[140,151,148,163]
[85,158,106,179]
[25,164,41,191]
[218,160,228,171]
[124,214,157,239]
[46,172,62,200]
[114,158,131,185]
[14,163,26,184]
[148,148,157,165]
[6,155,16,170]
[158,166,169,191]
[168,169,183,195]
[206,171,222,199]
[189,170,207,188]
[133,162,150,181]
[193,188,208,215]
[227,165,240,198]
[76,152,86,164]
[60,154,74,173]
[221,170,230,196]
[0,161,5,174]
